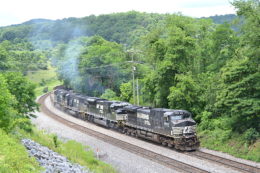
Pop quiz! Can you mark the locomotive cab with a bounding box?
[166,110,197,137]
[111,102,131,121]
[167,110,199,150]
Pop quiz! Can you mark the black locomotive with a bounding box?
[52,88,199,151]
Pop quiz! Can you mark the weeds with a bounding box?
[0,129,42,173]
[198,130,260,162]
[19,128,116,173]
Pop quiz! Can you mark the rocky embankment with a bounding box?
[22,139,89,173]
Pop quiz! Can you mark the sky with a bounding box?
[0,0,236,27]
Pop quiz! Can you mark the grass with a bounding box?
[0,129,42,173]
[198,130,260,162]
[26,63,62,96]
[19,128,117,173]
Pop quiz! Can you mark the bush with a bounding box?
[198,111,213,130]
[100,89,119,101]
[198,129,260,162]
[53,135,59,148]
[40,79,46,86]
[243,128,259,144]
[0,74,17,132]
[43,87,48,93]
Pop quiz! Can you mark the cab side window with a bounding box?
[163,115,170,128]
[164,116,169,122]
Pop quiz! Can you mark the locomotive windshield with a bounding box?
[171,115,183,120]
[170,111,192,120]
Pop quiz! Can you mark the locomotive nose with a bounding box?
[174,120,196,127]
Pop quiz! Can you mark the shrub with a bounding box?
[53,135,59,148]
[40,79,46,86]
[43,87,48,93]
[243,128,259,144]
[0,74,17,132]
[100,89,119,100]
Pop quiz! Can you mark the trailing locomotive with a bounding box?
[51,88,199,151]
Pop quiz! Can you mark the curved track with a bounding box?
[186,151,260,173]
[38,93,208,173]
[38,93,260,173]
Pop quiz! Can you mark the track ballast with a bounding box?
[38,93,208,173]
[38,92,260,173]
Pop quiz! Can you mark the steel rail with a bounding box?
[186,151,260,173]
[38,93,208,173]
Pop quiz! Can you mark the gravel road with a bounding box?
[31,95,259,173]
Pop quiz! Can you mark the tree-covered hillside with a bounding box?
[0,11,165,47]
[0,12,238,47]
[202,14,237,24]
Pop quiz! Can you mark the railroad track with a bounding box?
[38,93,208,173]
[38,93,260,173]
[186,151,260,173]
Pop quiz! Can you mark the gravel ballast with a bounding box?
[33,98,176,173]
[22,138,89,173]
[32,95,259,173]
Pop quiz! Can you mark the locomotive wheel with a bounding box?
[131,131,137,137]
[122,128,127,134]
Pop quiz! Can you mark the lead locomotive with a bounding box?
[52,87,199,151]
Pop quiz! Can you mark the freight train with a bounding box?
[51,87,200,151]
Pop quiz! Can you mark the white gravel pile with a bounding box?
[22,138,89,173]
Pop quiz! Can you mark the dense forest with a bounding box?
[0,0,259,162]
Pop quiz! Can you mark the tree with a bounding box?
[207,23,239,72]
[3,72,38,117]
[0,46,9,70]
[52,36,130,96]
[0,74,16,132]
[214,57,260,133]
[142,15,203,107]
[168,73,203,116]
[100,89,119,100]
[232,0,260,51]
[212,0,260,134]
[0,40,48,74]
[119,82,132,102]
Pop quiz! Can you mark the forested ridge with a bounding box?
[0,12,238,46]
[0,0,259,163]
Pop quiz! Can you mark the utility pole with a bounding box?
[132,53,136,105]
[128,49,142,105]
[136,78,139,106]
